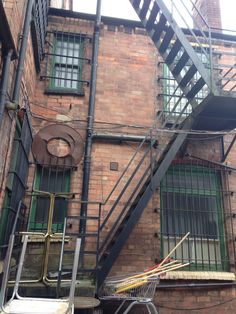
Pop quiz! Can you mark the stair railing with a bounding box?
[98,132,158,255]
[210,30,236,93]
[168,0,213,86]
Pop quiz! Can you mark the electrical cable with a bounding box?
[28,102,236,137]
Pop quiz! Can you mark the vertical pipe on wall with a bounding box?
[12,0,34,105]
[0,49,13,127]
[79,0,102,249]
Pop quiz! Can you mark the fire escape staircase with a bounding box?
[97,0,236,288]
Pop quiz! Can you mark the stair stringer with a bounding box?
[97,120,192,289]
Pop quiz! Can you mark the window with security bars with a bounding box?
[163,51,209,119]
[47,32,85,93]
[160,164,228,271]
[0,112,32,257]
[28,165,71,232]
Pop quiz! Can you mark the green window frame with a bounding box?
[28,166,71,232]
[49,32,85,93]
[160,164,228,271]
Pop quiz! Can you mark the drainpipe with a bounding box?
[0,49,13,127]
[93,133,151,143]
[12,0,34,105]
[79,0,102,246]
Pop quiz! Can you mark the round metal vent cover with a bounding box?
[32,124,84,167]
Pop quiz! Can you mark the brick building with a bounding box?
[0,0,236,313]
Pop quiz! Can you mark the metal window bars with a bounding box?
[32,0,50,71]
[160,160,236,272]
[40,31,91,92]
[0,110,32,258]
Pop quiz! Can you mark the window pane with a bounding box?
[32,166,70,231]
[54,65,79,89]
[162,192,218,238]
[165,170,217,190]
[51,34,83,91]
[161,165,226,270]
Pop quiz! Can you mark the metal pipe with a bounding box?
[92,133,151,143]
[12,0,34,105]
[0,49,13,127]
[56,217,67,298]
[11,235,28,300]
[68,238,81,312]
[79,0,102,248]
[0,234,15,310]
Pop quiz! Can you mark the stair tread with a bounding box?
[165,40,182,65]
[179,64,197,87]
[131,0,141,9]
[145,2,160,30]
[151,14,167,43]
[186,77,206,98]
[140,0,151,19]
[172,51,189,76]
[159,26,174,53]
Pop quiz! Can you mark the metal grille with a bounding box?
[160,161,232,271]
[0,110,33,256]
[28,163,74,232]
[31,0,49,71]
[41,31,90,92]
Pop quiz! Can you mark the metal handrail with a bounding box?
[99,163,152,254]
[189,0,210,29]
[102,135,149,205]
[171,0,211,61]
[99,141,153,232]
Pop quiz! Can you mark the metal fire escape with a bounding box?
[97,0,236,288]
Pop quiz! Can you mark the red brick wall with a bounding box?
[25,13,236,313]
[193,0,222,30]
[0,0,38,209]
[1,4,236,312]
[155,286,236,314]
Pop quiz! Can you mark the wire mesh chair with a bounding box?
[99,275,159,314]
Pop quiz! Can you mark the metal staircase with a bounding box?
[97,0,236,288]
[97,128,190,288]
[130,0,214,108]
[129,0,236,130]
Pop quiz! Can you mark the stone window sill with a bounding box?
[45,88,85,97]
[162,271,235,281]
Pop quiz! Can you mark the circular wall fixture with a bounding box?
[32,124,84,167]
[47,138,71,158]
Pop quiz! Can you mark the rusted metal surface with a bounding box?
[32,124,84,167]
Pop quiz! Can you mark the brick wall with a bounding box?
[0,0,37,209]
[155,286,236,314]
[193,0,222,30]
[1,3,236,312]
